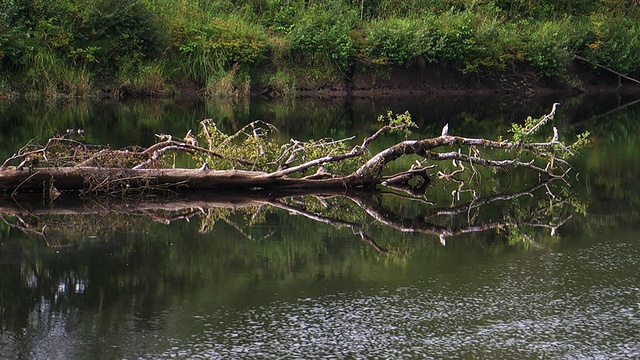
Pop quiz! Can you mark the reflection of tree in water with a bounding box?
[2,179,581,251]
[0,178,585,335]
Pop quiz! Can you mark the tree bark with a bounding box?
[0,166,379,193]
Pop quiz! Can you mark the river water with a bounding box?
[1,94,639,359]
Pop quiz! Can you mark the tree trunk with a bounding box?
[0,166,378,193]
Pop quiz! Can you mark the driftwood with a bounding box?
[0,104,588,196]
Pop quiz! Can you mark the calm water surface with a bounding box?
[1,94,640,359]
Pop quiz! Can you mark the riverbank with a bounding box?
[2,1,639,102]
[287,63,640,99]
[3,61,639,103]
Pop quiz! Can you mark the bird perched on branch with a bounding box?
[184,130,198,147]
[441,123,449,137]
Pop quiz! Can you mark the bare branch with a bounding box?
[519,102,560,143]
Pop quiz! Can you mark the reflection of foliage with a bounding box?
[0,177,587,335]
[2,177,585,254]
[0,210,154,248]
[575,100,640,205]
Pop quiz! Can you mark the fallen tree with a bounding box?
[0,103,589,196]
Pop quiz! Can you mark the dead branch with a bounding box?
[0,104,587,195]
[573,54,640,86]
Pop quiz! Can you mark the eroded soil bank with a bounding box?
[254,64,640,100]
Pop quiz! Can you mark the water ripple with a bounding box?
[146,240,640,359]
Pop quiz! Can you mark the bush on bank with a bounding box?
[0,0,639,98]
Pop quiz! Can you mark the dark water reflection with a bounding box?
[1,94,640,359]
[178,237,639,359]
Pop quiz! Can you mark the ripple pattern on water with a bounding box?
[146,239,640,359]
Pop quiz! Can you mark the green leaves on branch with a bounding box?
[565,131,591,158]
[509,115,542,143]
[377,111,417,137]
[508,105,590,163]
[198,120,362,175]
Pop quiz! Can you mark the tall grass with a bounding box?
[2,0,640,97]
[117,60,172,98]
[24,48,92,99]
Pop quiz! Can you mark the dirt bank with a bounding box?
[270,63,640,99]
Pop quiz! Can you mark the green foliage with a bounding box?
[205,15,269,65]
[522,19,576,77]
[198,119,364,175]
[2,0,640,95]
[198,120,280,171]
[0,0,168,95]
[364,17,424,65]
[262,70,297,97]
[363,10,474,66]
[377,110,417,136]
[509,115,539,143]
[0,0,32,69]
[564,131,591,158]
[116,60,172,97]
[461,9,524,73]
[493,0,602,17]
[580,14,640,75]
[168,13,268,86]
[285,2,357,71]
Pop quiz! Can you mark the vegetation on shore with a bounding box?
[1,0,639,99]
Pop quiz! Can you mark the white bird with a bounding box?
[441,123,449,137]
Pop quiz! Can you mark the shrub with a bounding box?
[463,8,524,73]
[364,10,474,67]
[169,14,268,85]
[581,14,640,75]
[286,3,358,71]
[433,9,474,63]
[0,0,168,92]
[522,19,576,77]
[364,17,427,65]
[74,0,169,76]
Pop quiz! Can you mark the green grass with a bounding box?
[1,0,639,98]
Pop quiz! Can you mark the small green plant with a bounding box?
[377,110,417,137]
